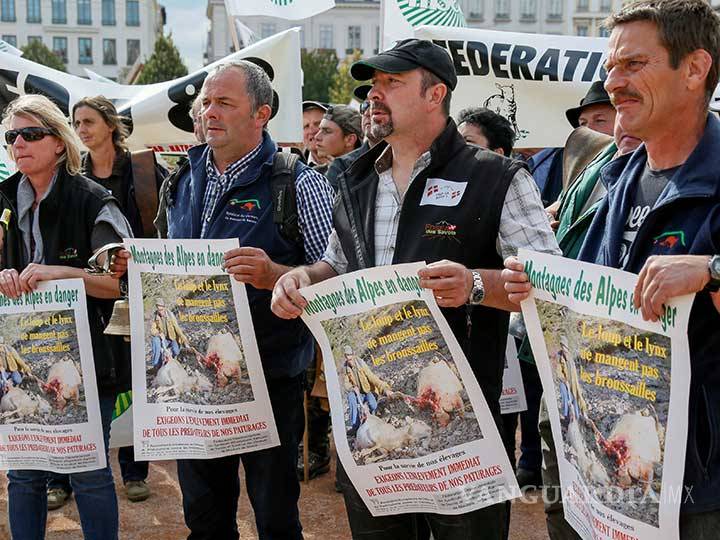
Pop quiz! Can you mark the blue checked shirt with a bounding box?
[202,145,334,264]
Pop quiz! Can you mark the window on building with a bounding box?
[494,0,510,19]
[577,0,589,10]
[298,25,305,49]
[520,0,536,19]
[599,26,610,37]
[347,25,361,52]
[548,0,562,18]
[103,38,116,64]
[53,36,68,62]
[465,0,483,19]
[600,0,612,10]
[319,24,333,49]
[126,0,139,26]
[26,0,40,23]
[126,38,140,64]
[78,37,92,64]
[260,23,276,38]
[576,25,589,36]
[2,35,17,47]
[1,0,15,22]
[375,25,380,53]
[77,0,91,24]
[102,0,115,25]
[27,35,42,45]
[52,0,66,23]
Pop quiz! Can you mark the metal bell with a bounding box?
[104,299,131,341]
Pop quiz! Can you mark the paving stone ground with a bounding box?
[0,447,550,540]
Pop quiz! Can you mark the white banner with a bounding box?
[520,250,692,540]
[126,238,280,460]
[383,0,466,51]
[415,27,609,147]
[500,336,527,415]
[225,0,334,20]
[0,39,22,56]
[0,145,14,181]
[0,29,302,148]
[0,279,106,474]
[301,263,518,516]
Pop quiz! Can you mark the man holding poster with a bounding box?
[503,1,720,537]
[272,38,559,539]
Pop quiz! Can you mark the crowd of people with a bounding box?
[0,0,719,539]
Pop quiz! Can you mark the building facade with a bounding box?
[0,0,164,80]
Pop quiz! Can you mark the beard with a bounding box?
[370,102,394,140]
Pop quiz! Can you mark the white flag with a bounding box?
[225,0,335,20]
[0,39,22,56]
[382,0,466,50]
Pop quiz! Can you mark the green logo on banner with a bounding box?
[271,0,295,5]
[396,0,466,28]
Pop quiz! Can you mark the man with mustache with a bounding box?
[503,1,720,537]
[272,38,559,540]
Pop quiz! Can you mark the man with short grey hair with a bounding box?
[159,60,334,540]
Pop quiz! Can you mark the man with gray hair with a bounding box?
[154,59,334,539]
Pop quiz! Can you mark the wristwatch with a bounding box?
[707,255,720,292]
[468,270,485,305]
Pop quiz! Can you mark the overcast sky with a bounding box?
[164,0,208,72]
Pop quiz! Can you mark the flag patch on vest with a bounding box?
[420,178,467,207]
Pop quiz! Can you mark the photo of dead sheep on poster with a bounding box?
[321,300,483,466]
[141,273,253,406]
[0,310,87,426]
[538,300,670,528]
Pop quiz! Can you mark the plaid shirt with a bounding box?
[201,142,263,238]
[202,144,333,263]
[322,146,560,273]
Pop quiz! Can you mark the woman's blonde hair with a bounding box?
[2,94,82,176]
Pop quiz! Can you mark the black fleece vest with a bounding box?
[333,121,525,414]
[0,169,128,394]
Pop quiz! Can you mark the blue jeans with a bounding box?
[347,391,378,431]
[8,394,118,540]
[177,374,305,540]
[48,445,148,490]
[150,336,180,368]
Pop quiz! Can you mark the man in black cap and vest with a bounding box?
[272,38,559,540]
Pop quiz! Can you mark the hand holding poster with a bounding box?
[300,263,518,516]
[125,238,279,460]
[519,250,692,540]
[0,279,106,473]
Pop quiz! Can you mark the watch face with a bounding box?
[711,256,720,279]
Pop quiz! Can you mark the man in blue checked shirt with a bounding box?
[153,60,333,540]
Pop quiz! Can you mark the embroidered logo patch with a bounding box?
[423,220,459,242]
[653,230,686,249]
[58,247,78,260]
[419,178,467,207]
[229,198,261,212]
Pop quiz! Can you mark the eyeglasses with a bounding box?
[4,127,56,145]
[360,101,370,114]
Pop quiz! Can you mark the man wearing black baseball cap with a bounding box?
[272,38,559,540]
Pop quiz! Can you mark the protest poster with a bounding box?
[0,279,106,473]
[125,238,279,460]
[519,249,692,540]
[500,336,527,415]
[300,262,518,516]
[0,28,302,147]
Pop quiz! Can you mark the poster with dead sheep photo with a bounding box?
[301,263,518,516]
[125,238,279,461]
[0,279,106,473]
[520,249,693,540]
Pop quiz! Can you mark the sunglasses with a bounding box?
[5,127,56,145]
[360,101,371,114]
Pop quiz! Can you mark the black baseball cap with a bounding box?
[302,100,328,112]
[353,85,371,101]
[565,81,613,128]
[351,39,457,91]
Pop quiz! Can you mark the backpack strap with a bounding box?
[271,152,303,246]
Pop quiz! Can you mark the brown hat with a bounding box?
[323,105,362,141]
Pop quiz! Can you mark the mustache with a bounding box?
[610,90,643,105]
[371,102,391,114]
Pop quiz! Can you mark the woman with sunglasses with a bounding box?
[0,94,132,540]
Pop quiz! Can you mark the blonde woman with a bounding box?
[0,94,132,540]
